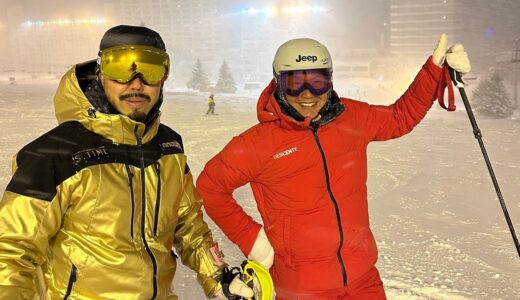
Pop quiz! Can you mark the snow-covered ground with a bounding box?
[0,79,519,299]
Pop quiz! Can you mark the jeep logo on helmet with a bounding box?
[295,55,318,63]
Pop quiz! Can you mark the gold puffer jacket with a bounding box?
[0,62,222,299]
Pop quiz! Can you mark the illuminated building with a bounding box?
[390,0,520,68]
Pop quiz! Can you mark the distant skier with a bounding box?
[197,34,471,299]
[207,93,216,115]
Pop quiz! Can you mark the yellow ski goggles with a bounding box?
[99,45,170,85]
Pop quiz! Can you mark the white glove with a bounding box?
[432,33,471,74]
[432,33,448,66]
[215,275,254,299]
[447,44,471,74]
[248,227,274,269]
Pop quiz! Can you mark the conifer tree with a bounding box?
[472,70,515,118]
[186,59,211,92]
[214,60,237,93]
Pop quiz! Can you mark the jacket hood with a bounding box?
[256,79,345,130]
[53,61,160,145]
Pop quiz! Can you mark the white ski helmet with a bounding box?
[273,38,333,76]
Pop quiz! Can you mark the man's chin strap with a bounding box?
[274,88,305,122]
[77,61,119,115]
[274,87,345,128]
[310,90,345,128]
[143,89,163,131]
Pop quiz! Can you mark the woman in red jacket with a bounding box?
[197,36,470,299]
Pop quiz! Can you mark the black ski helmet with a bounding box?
[99,25,166,52]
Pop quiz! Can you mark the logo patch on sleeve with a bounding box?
[160,140,183,154]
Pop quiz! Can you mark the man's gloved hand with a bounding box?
[247,227,274,269]
[432,33,471,73]
[215,266,255,300]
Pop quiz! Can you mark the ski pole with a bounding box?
[449,67,520,259]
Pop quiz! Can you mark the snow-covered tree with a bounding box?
[472,70,515,118]
[214,60,237,93]
[186,59,211,92]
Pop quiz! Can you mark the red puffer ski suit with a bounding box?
[197,57,442,296]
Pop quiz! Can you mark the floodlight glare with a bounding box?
[247,8,259,15]
[261,7,276,15]
[21,18,106,28]
[281,5,323,14]
[312,5,324,13]
[239,5,321,16]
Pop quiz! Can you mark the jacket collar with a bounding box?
[53,62,160,145]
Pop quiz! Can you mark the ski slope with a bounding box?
[0,79,518,299]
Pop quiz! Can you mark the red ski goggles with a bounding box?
[279,68,332,97]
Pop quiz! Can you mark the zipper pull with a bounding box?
[134,125,143,146]
[87,108,97,118]
[71,265,77,282]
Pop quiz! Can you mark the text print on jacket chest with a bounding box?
[273,147,298,160]
[72,146,110,167]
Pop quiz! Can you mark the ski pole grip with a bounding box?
[448,66,465,89]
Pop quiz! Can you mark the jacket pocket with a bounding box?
[285,206,341,262]
[63,264,77,300]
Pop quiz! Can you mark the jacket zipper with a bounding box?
[135,127,158,300]
[152,162,162,236]
[63,264,77,300]
[125,164,136,240]
[312,128,348,287]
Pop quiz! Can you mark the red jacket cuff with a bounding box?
[424,56,443,82]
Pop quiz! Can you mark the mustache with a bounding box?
[119,93,151,102]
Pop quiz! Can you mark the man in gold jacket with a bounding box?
[0,25,255,300]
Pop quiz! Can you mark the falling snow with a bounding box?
[0,78,519,299]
